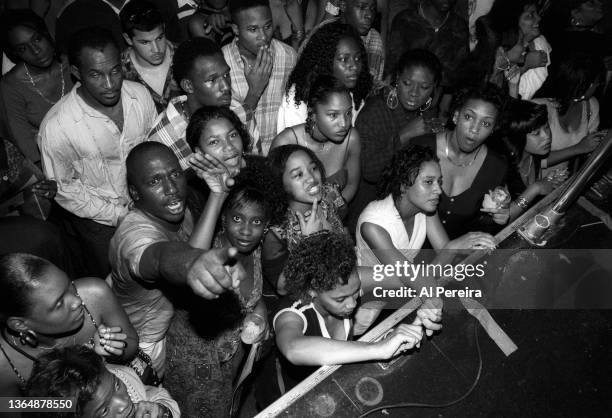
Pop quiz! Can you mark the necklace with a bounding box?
[445,132,481,167]
[0,330,27,388]
[24,61,66,105]
[419,1,450,33]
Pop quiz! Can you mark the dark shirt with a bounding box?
[386,5,469,88]
[411,133,509,239]
[347,89,436,235]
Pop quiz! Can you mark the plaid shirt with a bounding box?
[121,43,182,113]
[363,28,385,90]
[223,38,296,155]
[147,95,258,170]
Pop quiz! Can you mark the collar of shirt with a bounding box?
[66,81,141,124]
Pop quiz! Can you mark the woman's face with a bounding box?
[525,123,552,155]
[398,161,443,215]
[518,4,541,41]
[8,25,55,68]
[81,369,135,418]
[313,270,361,319]
[333,37,363,89]
[453,98,498,153]
[197,117,244,172]
[282,151,323,209]
[573,0,604,27]
[397,65,436,112]
[223,201,268,254]
[20,265,84,336]
[312,91,353,143]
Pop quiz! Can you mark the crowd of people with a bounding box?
[0,0,609,416]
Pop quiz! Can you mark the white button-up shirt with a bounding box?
[39,81,157,226]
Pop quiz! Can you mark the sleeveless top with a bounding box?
[0,283,97,390]
[355,194,427,266]
[289,126,351,191]
[272,299,352,394]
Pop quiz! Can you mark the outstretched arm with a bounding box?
[275,311,422,366]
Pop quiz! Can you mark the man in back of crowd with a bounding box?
[38,27,157,278]
[120,0,181,113]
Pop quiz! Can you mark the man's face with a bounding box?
[72,44,123,107]
[129,148,188,229]
[232,6,273,57]
[124,25,168,66]
[344,0,376,36]
[184,53,232,107]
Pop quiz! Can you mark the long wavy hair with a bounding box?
[286,21,372,110]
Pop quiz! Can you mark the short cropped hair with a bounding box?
[120,0,164,37]
[68,26,119,69]
[0,253,52,322]
[172,37,223,86]
[229,0,270,23]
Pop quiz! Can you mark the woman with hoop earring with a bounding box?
[348,49,444,234]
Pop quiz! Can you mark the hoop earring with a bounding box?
[19,330,39,347]
[386,86,398,109]
[571,17,581,27]
[418,97,433,113]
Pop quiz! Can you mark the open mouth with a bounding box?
[224,155,241,168]
[306,184,320,196]
[236,239,254,248]
[166,199,184,215]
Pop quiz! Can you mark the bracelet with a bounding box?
[293,29,305,41]
[325,1,340,16]
[515,196,529,209]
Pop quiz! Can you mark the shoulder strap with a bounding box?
[290,127,299,144]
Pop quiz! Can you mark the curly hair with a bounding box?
[449,83,507,130]
[224,155,286,226]
[284,231,356,302]
[186,106,252,153]
[377,144,439,200]
[286,21,372,110]
[0,9,54,63]
[25,346,105,418]
[393,48,443,86]
[0,253,52,323]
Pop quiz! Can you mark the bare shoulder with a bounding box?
[74,277,114,303]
